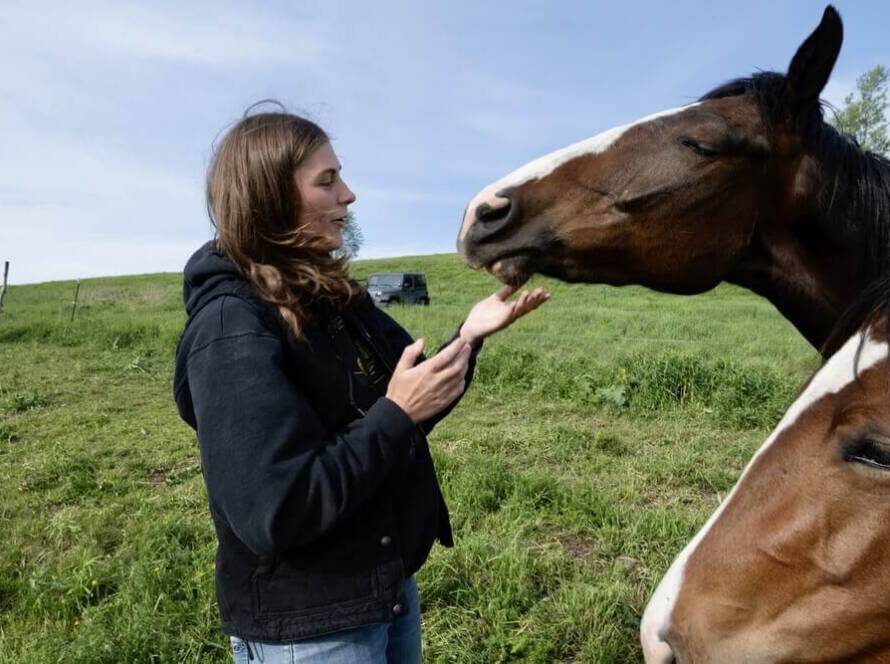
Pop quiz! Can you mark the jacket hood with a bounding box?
[182,240,247,316]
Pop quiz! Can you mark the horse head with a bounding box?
[458,7,881,350]
[641,274,890,662]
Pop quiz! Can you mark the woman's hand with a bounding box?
[385,337,472,423]
[458,285,550,347]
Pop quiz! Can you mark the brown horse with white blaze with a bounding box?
[640,275,890,662]
[458,6,890,353]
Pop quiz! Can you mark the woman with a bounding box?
[173,108,548,663]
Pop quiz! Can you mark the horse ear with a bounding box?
[784,6,843,111]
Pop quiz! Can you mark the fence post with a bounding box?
[70,279,81,322]
[0,261,8,318]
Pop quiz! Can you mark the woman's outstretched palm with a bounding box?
[460,285,550,346]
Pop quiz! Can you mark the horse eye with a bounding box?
[678,137,719,158]
[843,438,890,471]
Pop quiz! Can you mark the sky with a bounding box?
[2,0,889,284]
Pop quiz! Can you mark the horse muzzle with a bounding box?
[458,187,520,257]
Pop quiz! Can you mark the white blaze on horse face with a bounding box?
[459,103,700,247]
[640,328,889,663]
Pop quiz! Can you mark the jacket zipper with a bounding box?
[350,316,421,458]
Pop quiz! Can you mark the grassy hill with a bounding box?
[0,253,818,662]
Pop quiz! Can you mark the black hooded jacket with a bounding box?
[173,242,478,642]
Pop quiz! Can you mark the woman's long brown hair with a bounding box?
[207,106,361,339]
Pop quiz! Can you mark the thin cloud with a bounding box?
[1,1,332,67]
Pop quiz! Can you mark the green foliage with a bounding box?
[0,421,19,444]
[0,256,818,661]
[336,211,364,259]
[831,65,890,156]
[3,390,51,414]
[619,353,796,428]
[470,345,797,430]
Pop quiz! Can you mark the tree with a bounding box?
[336,211,364,259]
[831,65,890,156]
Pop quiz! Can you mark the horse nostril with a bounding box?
[475,197,512,224]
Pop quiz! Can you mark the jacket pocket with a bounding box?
[252,560,378,618]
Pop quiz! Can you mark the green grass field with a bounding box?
[0,254,819,662]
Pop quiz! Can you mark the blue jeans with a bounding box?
[230,576,421,664]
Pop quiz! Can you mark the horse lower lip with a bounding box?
[487,252,528,270]
[488,256,531,287]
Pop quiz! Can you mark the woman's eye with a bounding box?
[843,438,890,471]
[678,137,719,158]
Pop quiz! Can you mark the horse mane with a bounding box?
[822,270,890,358]
[701,73,890,287]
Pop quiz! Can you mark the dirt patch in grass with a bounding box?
[146,462,201,487]
[556,533,594,561]
[138,286,167,304]
[147,470,168,486]
[83,287,127,304]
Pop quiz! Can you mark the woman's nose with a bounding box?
[339,180,356,205]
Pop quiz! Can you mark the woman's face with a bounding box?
[294,141,356,252]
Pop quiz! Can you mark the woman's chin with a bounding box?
[330,231,344,253]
